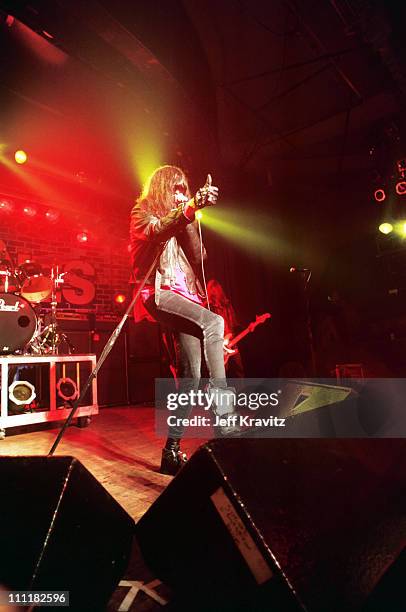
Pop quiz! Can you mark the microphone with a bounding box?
[290,267,310,273]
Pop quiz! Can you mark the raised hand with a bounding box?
[194,174,219,209]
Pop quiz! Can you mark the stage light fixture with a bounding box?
[374,189,386,202]
[9,380,36,405]
[114,292,126,305]
[395,181,406,196]
[77,231,88,243]
[15,150,27,164]
[196,210,203,220]
[379,222,393,235]
[45,209,60,222]
[23,206,37,217]
[0,199,13,212]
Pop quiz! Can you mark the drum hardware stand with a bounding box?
[34,267,73,355]
[48,247,164,455]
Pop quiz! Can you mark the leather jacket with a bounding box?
[130,202,207,304]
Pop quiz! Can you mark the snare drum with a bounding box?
[0,293,37,353]
[18,260,52,303]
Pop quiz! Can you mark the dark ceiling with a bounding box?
[183,0,406,183]
[0,0,405,223]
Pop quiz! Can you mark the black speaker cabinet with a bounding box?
[60,325,129,407]
[0,456,135,611]
[137,439,406,612]
[92,330,128,406]
[275,379,406,437]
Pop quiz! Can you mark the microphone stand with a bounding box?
[48,249,162,455]
[303,270,317,377]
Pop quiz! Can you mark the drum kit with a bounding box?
[0,258,73,355]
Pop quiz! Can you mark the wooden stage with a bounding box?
[0,405,205,522]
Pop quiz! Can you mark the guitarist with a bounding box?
[206,279,245,378]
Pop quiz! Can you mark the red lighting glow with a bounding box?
[374,189,386,202]
[15,150,28,164]
[0,200,13,212]
[45,209,60,222]
[15,20,66,65]
[23,206,37,217]
[76,232,88,243]
[114,293,126,305]
[395,181,406,196]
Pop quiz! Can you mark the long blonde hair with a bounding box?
[137,165,191,217]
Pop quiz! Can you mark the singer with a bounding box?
[130,165,237,475]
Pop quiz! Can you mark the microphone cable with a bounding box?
[197,217,210,311]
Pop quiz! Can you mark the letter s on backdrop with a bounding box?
[63,260,96,305]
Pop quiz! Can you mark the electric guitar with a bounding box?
[223,313,271,364]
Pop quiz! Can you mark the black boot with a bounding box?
[159,438,187,476]
[209,387,242,437]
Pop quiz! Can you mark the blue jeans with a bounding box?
[144,290,226,437]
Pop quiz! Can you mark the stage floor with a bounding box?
[0,405,205,522]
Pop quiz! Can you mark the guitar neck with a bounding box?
[227,314,270,350]
[228,327,251,349]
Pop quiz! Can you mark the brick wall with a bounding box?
[0,215,132,315]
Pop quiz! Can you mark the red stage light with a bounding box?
[77,232,88,243]
[114,293,126,305]
[45,209,60,222]
[15,150,27,164]
[395,181,406,196]
[23,206,37,217]
[374,189,386,202]
[0,200,13,212]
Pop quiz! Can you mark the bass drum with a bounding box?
[0,293,37,354]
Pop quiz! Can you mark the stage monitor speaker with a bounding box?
[274,379,406,437]
[137,439,406,612]
[0,456,135,611]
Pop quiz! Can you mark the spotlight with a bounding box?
[56,377,78,401]
[395,181,406,196]
[196,210,203,221]
[379,222,393,235]
[77,231,88,243]
[23,206,37,217]
[114,292,126,305]
[45,209,60,222]
[374,189,386,202]
[0,199,13,213]
[9,380,36,405]
[15,150,27,164]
